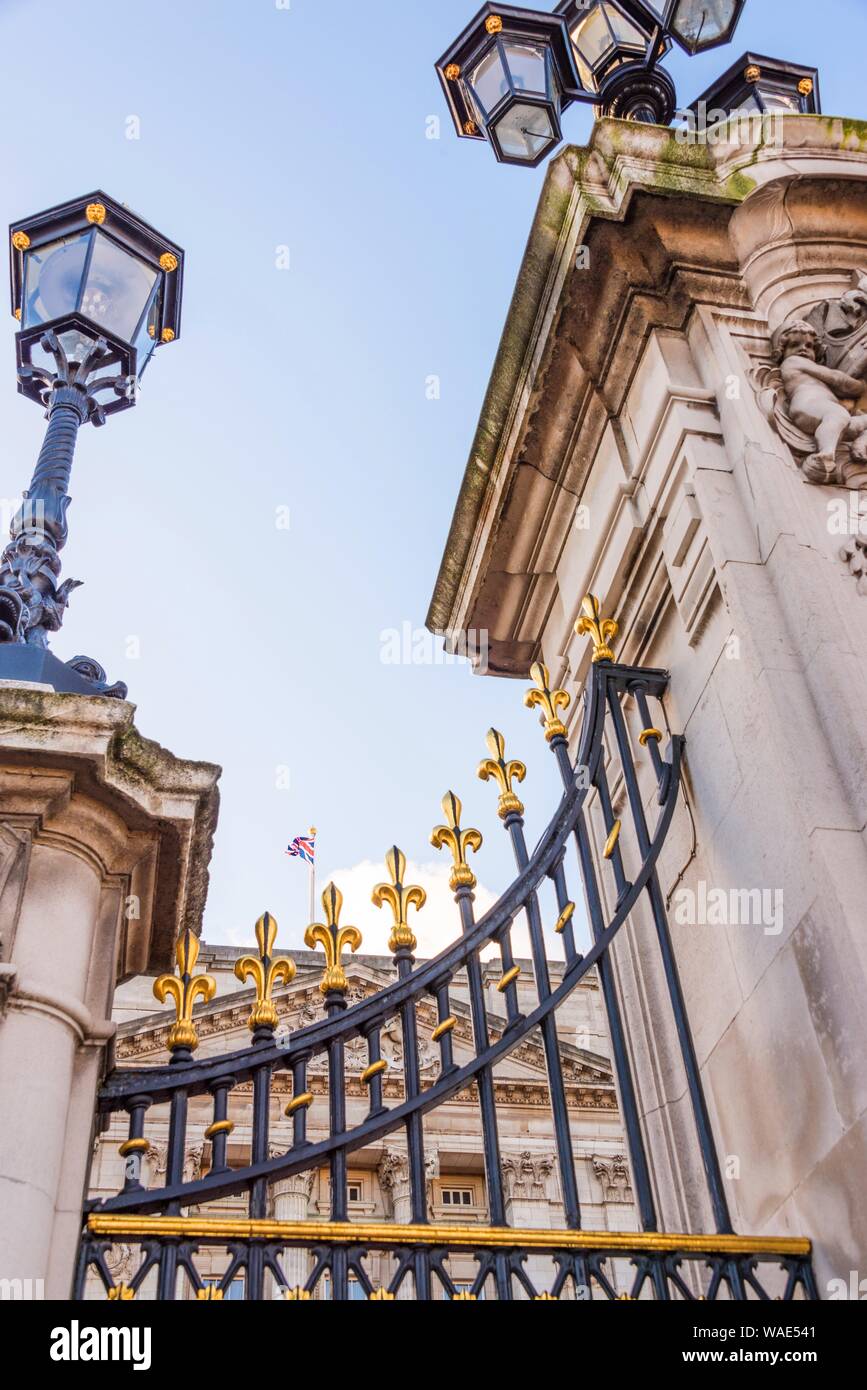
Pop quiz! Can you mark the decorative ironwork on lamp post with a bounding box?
[435,1,825,167]
[1,191,183,695]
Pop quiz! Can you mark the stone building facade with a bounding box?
[86,944,635,1299]
[427,113,867,1286]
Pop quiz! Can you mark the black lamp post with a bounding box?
[438,0,761,163]
[1,192,183,696]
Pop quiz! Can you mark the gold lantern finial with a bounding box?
[430,792,482,892]
[372,846,426,955]
[233,911,296,1032]
[576,594,618,664]
[524,662,571,742]
[477,729,526,820]
[304,883,362,995]
[153,929,217,1053]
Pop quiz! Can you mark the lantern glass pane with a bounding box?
[21,233,90,329]
[81,231,158,344]
[130,281,162,379]
[493,102,555,161]
[29,326,122,376]
[571,6,616,69]
[758,87,801,113]
[670,0,737,51]
[502,42,548,97]
[606,4,646,46]
[469,45,510,117]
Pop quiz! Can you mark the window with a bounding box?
[448,1281,485,1301]
[347,1182,363,1204]
[321,1275,366,1301]
[441,1187,474,1207]
[201,1276,244,1301]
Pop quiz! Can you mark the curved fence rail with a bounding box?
[76,597,818,1302]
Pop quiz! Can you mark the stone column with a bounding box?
[0,686,219,1297]
[378,1148,413,1299]
[271,1170,315,1296]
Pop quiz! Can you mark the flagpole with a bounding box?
[308,825,317,924]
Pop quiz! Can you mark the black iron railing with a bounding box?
[76,597,817,1301]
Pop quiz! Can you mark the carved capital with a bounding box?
[378,1148,411,1207]
[501,1150,554,1201]
[592,1153,633,1204]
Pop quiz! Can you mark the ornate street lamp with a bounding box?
[690,52,821,119]
[437,4,583,167]
[1,192,183,696]
[437,0,753,161]
[556,0,676,123]
[657,0,746,55]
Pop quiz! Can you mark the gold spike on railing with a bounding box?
[477,728,526,819]
[233,912,296,1032]
[524,662,571,742]
[304,883,362,996]
[576,593,618,664]
[372,846,426,955]
[153,929,217,1054]
[430,792,483,892]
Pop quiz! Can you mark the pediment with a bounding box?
[114,969,614,1108]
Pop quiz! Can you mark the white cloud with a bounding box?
[317,858,509,961]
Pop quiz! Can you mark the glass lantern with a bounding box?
[560,0,657,94]
[660,0,746,55]
[9,192,183,416]
[437,6,582,167]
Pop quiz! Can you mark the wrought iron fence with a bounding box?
[77,596,817,1301]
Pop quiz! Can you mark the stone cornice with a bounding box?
[425,115,867,670]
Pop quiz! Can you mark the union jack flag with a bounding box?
[286,833,315,867]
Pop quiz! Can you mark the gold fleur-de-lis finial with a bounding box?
[153,929,217,1054]
[372,847,426,954]
[524,662,571,742]
[234,912,296,1032]
[304,883,362,995]
[576,593,618,664]
[430,792,483,892]
[477,729,526,820]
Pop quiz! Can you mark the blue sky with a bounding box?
[0,0,864,959]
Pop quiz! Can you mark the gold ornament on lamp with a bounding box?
[85,202,107,224]
[233,912,296,1032]
[153,929,217,1053]
[11,231,29,251]
[305,883,362,995]
[159,251,179,272]
[485,15,503,33]
[430,792,482,892]
[372,846,426,955]
[575,594,618,664]
[524,662,571,742]
[477,728,526,820]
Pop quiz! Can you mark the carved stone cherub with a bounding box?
[751,270,867,488]
[773,319,867,482]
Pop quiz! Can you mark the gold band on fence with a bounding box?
[86,1213,811,1259]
